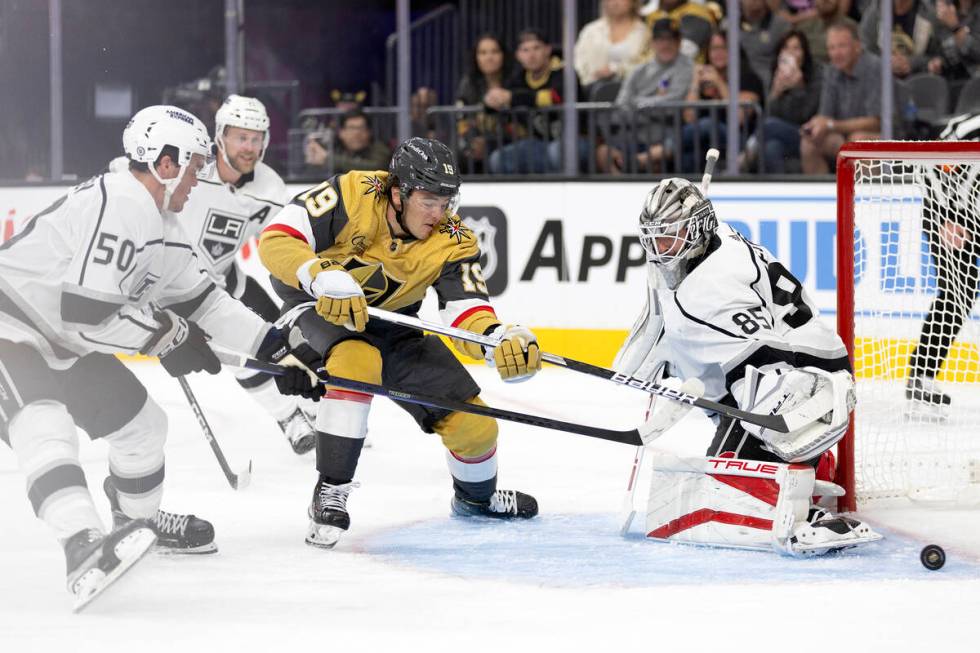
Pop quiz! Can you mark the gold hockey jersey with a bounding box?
[258,170,498,357]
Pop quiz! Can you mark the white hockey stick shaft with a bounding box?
[366,307,793,433]
[700,148,720,196]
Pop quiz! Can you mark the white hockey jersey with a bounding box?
[0,170,270,369]
[110,157,290,295]
[615,222,850,406]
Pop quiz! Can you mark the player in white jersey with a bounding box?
[173,94,318,454]
[0,106,321,609]
[616,178,882,556]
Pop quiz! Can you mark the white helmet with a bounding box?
[214,94,270,162]
[123,105,213,209]
[638,178,717,274]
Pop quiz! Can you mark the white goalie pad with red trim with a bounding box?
[645,453,814,552]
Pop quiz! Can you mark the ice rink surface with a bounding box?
[1,362,978,652]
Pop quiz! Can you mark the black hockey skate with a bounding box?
[451,489,539,520]
[104,477,217,555]
[278,407,316,455]
[306,479,359,549]
[906,376,951,406]
[65,520,157,612]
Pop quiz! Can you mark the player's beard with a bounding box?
[230,153,257,175]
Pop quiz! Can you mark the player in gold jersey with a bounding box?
[258,138,540,548]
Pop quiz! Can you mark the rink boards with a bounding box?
[2,180,978,378]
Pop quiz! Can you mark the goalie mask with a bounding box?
[123,105,214,211]
[214,94,270,164]
[388,137,462,224]
[639,178,717,276]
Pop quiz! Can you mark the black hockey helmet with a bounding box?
[388,137,461,204]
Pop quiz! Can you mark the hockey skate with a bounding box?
[65,520,157,612]
[451,489,539,520]
[104,477,217,554]
[279,407,316,455]
[306,479,359,549]
[784,507,882,556]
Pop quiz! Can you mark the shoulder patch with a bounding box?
[360,174,386,201]
[439,216,473,245]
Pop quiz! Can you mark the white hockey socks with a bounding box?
[8,401,103,540]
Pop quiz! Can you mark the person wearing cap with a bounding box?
[597,17,694,173]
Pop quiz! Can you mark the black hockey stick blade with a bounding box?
[216,353,644,446]
[176,376,253,490]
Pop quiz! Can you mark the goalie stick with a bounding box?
[213,352,651,446]
[365,307,796,434]
[176,376,252,490]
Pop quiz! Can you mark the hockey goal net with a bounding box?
[837,141,980,511]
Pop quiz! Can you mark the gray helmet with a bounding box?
[638,177,717,270]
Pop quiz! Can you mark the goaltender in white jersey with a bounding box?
[0,106,321,610]
[615,177,882,556]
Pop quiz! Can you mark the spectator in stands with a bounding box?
[644,0,719,62]
[649,28,764,172]
[574,0,651,89]
[800,20,881,174]
[304,108,391,175]
[411,87,441,140]
[759,29,824,172]
[768,0,820,26]
[486,28,585,174]
[799,0,852,63]
[927,0,980,83]
[859,0,939,78]
[735,0,793,88]
[596,18,693,173]
[455,33,513,172]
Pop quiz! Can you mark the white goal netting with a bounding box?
[850,158,980,506]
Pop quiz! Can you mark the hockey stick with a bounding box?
[213,352,650,446]
[701,147,720,195]
[364,307,793,433]
[176,376,252,490]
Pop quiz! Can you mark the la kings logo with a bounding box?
[200,209,247,266]
[459,206,508,296]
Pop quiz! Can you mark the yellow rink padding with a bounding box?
[854,337,980,382]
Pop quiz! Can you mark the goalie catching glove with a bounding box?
[736,366,855,463]
[484,324,542,382]
[303,260,368,332]
[256,325,325,400]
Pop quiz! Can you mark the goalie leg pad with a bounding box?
[645,453,814,552]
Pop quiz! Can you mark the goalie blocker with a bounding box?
[645,452,881,555]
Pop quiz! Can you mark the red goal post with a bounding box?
[836,140,980,512]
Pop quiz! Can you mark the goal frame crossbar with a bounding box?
[836,140,980,511]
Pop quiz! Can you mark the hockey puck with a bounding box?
[920,544,946,571]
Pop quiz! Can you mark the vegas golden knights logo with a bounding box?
[343,257,404,305]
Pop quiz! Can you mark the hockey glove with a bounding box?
[256,326,325,400]
[310,268,368,332]
[141,309,221,377]
[485,324,542,382]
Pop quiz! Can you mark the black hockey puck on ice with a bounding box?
[920,544,946,570]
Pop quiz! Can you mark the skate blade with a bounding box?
[305,522,344,549]
[152,542,218,556]
[72,527,156,613]
[903,402,949,424]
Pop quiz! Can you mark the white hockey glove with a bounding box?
[637,377,704,445]
[737,366,855,463]
[309,268,368,332]
[485,324,541,382]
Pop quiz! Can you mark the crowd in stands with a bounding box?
[298,0,980,177]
